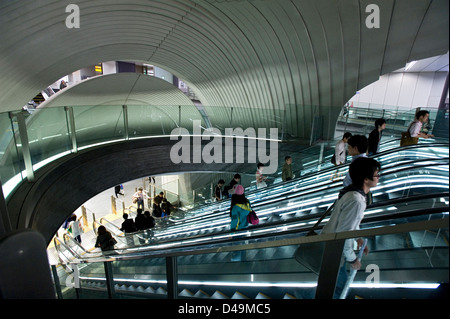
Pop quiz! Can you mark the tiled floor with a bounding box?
[47,177,149,264]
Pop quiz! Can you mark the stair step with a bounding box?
[211,290,229,299]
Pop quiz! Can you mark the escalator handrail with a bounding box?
[67,191,449,262]
[63,233,91,254]
[149,192,450,247]
[166,159,449,227]
[186,142,449,213]
[66,210,449,264]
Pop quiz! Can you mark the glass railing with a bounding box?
[145,159,449,246]
[51,143,448,263]
[1,103,445,202]
[178,143,449,220]
[52,210,448,299]
[1,104,208,198]
[335,106,438,137]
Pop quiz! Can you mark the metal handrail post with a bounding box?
[166,256,178,299]
[104,261,116,299]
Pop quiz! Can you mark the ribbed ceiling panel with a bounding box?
[38,73,195,107]
[0,0,448,140]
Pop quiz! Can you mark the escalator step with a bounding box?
[283,293,296,299]
[231,291,249,299]
[255,292,271,299]
[179,289,195,297]
[194,289,211,298]
[144,286,156,294]
[135,286,146,292]
[155,287,167,295]
[211,290,229,299]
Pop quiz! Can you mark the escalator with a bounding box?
[52,142,449,299]
[55,142,448,257]
[58,201,448,299]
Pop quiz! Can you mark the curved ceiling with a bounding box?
[0,0,448,139]
[39,72,195,107]
[6,137,259,243]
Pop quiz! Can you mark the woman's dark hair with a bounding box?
[229,194,249,217]
[343,132,352,139]
[97,225,107,235]
[374,118,386,128]
[349,157,381,188]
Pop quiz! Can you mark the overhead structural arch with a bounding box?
[0,0,448,141]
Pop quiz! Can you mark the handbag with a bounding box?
[400,131,418,147]
[400,122,419,147]
[247,210,259,225]
[293,202,335,275]
[109,237,117,246]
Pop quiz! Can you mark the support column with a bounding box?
[104,261,116,299]
[432,73,449,138]
[0,179,12,236]
[315,239,345,299]
[123,105,129,140]
[65,106,77,153]
[14,112,34,182]
[166,256,178,299]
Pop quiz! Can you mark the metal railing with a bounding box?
[52,213,449,299]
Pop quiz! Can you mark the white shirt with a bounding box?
[69,220,82,237]
[409,120,422,137]
[335,140,346,164]
[256,169,267,189]
[133,191,148,201]
[321,191,367,262]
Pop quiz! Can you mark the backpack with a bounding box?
[330,154,336,165]
[247,210,259,225]
[331,151,344,165]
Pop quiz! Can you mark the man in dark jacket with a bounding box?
[120,213,136,245]
[368,118,386,155]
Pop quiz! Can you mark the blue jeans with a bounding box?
[333,262,349,299]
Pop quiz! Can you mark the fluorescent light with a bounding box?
[79,276,440,290]
[405,61,417,71]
